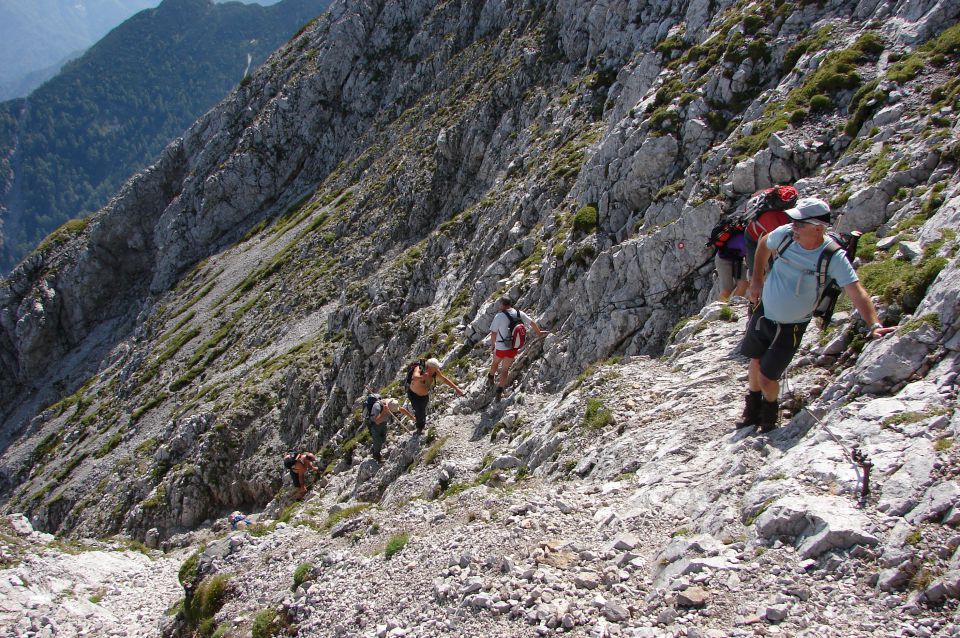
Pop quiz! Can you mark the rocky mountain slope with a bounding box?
[0,0,332,271]
[0,0,959,635]
[3,303,959,636]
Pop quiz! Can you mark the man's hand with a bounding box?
[869,325,896,339]
[746,280,763,304]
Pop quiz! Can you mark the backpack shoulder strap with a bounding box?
[816,239,842,292]
[496,310,513,340]
[774,234,793,258]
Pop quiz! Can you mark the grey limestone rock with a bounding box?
[676,586,710,607]
[906,482,960,525]
[753,495,879,558]
[837,186,890,234]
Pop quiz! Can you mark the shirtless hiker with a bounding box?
[289,452,317,499]
[407,358,465,433]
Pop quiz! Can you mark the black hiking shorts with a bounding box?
[740,304,808,381]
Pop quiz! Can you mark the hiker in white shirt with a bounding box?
[488,296,546,400]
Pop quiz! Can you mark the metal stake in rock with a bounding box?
[851,447,873,500]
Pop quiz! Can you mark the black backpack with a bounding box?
[362,393,381,420]
[404,359,425,391]
[773,230,862,328]
[282,451,298,469]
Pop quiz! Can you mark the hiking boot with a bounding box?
[486,373,495,385]
[758,398,779,433]
[736,391,762,429]
[495,386,505,400]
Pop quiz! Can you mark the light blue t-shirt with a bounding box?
[762,224,859,324]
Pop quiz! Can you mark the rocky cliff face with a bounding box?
[0,0,959,635]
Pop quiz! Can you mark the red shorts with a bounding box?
[495,348,519,359]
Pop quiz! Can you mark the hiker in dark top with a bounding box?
[407,358,465,433]
[367,397,415,463]
[714,230,749,301]
[289,452,318,499]
[488,296,546,399]
[738,198,894,432]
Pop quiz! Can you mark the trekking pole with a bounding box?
[851,447,873,500]
[802,408,875,501]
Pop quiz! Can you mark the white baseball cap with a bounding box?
[785,197,831,226]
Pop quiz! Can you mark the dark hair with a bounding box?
[499,296,513,307]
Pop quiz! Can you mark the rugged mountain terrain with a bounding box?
[0,0,959,635]
[0,0,332,271]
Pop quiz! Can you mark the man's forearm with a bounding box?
[846,282,880,325]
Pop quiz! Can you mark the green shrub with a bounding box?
[746,40,771,63]
[582,398,613,430]
[33,217,93,255]
[859,255,947,313]
[292,562,313,591]
[743,15,764,35]
[323,503,370,530]
[93,431,123,459]
[669,316,693,342]
[251,608,280,638]
[648,107,678,130]
[384,533,409,560]
[179,548,204,586]
[809,94,833,113]
[655,35,687,56]
[738,32,878,156]
[654,179,684,202]
[718,306,736,322]
[845,80,886,136]
[782,25,836,74]
[573,205,599,233]
[855,232,879,262]
[422,435,448,465]
[887,23,960,83]
[705,109,728,132]
[829,190,852,210]
[897,313,941,336]
[790,109,807,124]
[185,574,230,631]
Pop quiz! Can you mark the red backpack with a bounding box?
[742,185,798,241]
[501,310,527,349]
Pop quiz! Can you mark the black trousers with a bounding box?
[368,417,387,459]
[407,390,428,432]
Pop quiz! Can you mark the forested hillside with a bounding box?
[0,0,330,271]
[0,0,157,100]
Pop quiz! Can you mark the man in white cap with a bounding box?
[368,397,415,463]
[738,197,895,432]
